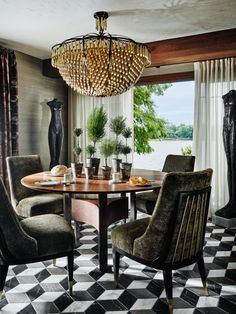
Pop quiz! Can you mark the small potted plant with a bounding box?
[87,106,107,175]
[120,127,132,180]
[85,144,96,167]
[72,127,83,177]
[109,115,126,172]
[99,138,114,179]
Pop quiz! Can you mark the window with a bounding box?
[133,81,194,170]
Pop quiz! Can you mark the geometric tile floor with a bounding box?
[1,220,236,313]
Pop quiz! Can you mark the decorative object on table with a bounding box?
[120,161,132,180]
[111,169,213,314]
[84,166,95,180]
[129,176,148,185]
[73,127,83,177]
[47,99,64,170]
[50,164,68,176]
[51,11,151,97]
[85,144,96,167]
[99,138,115,180]
[109,116,126,172]
[86,106,108,175]
[112,172,121,183]
[120,126,132,180]
[213,90,236,227]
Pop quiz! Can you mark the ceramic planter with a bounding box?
[86,157,100,175]
[101,166,112,180]
[120,162,132,180]
[75,162,83,177]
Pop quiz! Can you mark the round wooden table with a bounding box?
[21,169,166,271]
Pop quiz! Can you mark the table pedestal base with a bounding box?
[71,196,128,272]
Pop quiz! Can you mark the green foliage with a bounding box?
[73,127,83,160]
[73,146,82,157]
[122,127,132,139]
[99,138,115,167]
[133,84,171,154]
[181,145,192,156]
[113,139,123,159]
[73,128,83,137]
[109,116,126,138]
[121,145,132,162]
[85,144,96,158]
[166,123,193,139]
[87,106,108,149]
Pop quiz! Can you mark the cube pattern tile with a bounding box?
[1,220,236,313]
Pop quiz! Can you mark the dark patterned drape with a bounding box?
[0,47,18,184]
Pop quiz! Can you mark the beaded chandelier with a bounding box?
[51,11,151,97]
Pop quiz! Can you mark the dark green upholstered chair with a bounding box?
[136,154,195,215]
[6,155,63,217]
[112,169,212,314]
[0,178,75,299]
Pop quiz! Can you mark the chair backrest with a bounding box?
[162,154,195,173]
[133,169,213,264]
[0,178,37,261]
[6,155,43,208]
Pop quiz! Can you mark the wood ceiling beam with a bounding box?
[42,28,236,79]
[137,71,194,85]
[146,28,236,67]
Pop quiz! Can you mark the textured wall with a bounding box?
[16,51,68,170]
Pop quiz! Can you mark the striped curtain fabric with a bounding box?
[0,47,18,184]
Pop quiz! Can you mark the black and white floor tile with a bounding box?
[1,220,236,313]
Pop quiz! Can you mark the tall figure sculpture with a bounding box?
[47,98,64,170]
[216,90,236,219]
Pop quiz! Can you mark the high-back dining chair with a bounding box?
[112,169,212,314]
[136,154,195,215]
[6,155,63,217]
[0,177,75,298]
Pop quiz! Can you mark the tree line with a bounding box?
[134,84,193,154]
[165,123,193,139]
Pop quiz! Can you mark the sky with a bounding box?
[152,81,194,125]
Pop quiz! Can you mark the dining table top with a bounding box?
[21,168,166,195]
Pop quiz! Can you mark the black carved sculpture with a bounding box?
[47,98,64,170]
[216,90,236,219]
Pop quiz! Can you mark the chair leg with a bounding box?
[67,251,74,295]
[197,256,208,296]
[163,270,173,314]
[112,248,120,283]
[74,221,80,246]
[0,265,8,300]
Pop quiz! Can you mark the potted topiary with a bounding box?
[72,127,83,177]
[99,138,114,179]
[87,106,107,175]
[109,115,126,172]
[120,127,132,180]
[85,144,96,167]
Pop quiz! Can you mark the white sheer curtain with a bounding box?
[193,58,236,215]
[68,89,134,166]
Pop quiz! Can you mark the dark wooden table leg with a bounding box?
[98,192,108,272]
[130,191,137,221]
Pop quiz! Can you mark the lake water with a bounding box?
[133,139,192,170]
